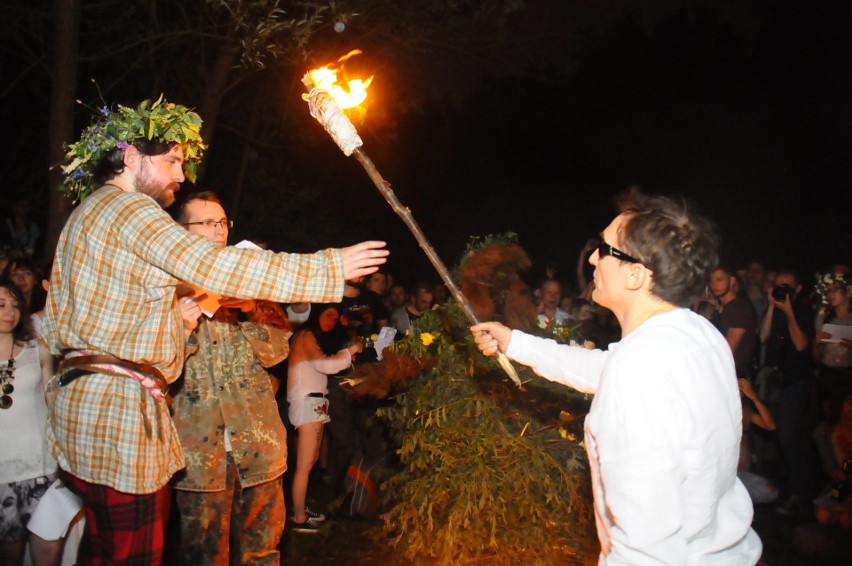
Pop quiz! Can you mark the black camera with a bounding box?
[772,284,795,301]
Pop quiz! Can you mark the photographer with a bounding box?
[759,270,817,514]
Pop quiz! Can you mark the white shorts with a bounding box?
[288,394,331,428]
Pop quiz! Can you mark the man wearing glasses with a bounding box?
[168,191,292,563]
[472,189,762,564]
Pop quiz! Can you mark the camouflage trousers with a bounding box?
[172,455,285,565]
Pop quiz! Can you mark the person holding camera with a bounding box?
[760,270,817,514]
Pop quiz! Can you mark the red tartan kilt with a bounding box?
[63,472,170,566]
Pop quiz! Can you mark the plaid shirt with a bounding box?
[44,185,344,493]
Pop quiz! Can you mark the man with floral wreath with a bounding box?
[168,190,294,564]
[42,96,387,564]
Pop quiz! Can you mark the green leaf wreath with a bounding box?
[59,95,207,202]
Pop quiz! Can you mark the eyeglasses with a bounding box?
[597,241,643,264]
[183,219,233,230]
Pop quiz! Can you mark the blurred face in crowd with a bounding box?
[540,280,562,310]
[0,287,21,335]
[183,200,229,247]
[773,272,800,298]
[745,262,765,287]
[432,284,449,304]
[366,272,388,296]
[709,269,734,299]
[318,307,340,332]
[133,145,185,207]
[413,288,433,312]
[8,264,35,295]
[826,283,849,309]
[389,285,408,308]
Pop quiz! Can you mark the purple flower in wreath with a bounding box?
[116,142,129,150]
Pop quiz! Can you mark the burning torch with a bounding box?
[302,51,522,388]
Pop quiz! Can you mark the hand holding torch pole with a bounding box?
[302,72,522,388]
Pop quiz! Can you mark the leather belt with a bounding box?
[58,354,168,397]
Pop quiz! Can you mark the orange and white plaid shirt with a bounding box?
[44,185,344,493]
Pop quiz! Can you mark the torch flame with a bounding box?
[305,49,373,109]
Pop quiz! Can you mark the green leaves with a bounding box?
[378,302,596,564]
[59,96,207,202]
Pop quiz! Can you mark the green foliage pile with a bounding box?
[376,304,597,565]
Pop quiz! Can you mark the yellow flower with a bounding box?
[370,334,379,342]
[420,332,435,346]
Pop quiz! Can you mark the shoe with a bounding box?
[305,506,327,522]
[775,495,803,516]
[291,517,321,534]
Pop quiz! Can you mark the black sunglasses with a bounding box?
[598,241,643,264]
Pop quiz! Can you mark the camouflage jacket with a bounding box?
[170,315,291,491]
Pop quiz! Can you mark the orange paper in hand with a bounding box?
[176,283,221,318]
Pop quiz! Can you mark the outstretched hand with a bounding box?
[470,321,512,357]
[341,241,389,281]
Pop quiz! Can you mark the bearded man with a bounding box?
[708,266,758,379]
[43,97,386,564]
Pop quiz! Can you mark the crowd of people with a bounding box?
[693,261,852,526]
[0,96,850,565]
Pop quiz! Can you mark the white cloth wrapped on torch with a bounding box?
[304,85,363,156]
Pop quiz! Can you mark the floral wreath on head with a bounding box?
[60,94,206,202]
[814,272,852,308]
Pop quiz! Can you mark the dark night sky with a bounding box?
[2,0,850,288]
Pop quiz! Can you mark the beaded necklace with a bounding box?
[0,356,13,409]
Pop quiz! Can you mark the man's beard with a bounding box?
[713,283,731,300]
[134,163,179,208]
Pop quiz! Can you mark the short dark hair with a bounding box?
[539,278,561,291]
[411,280,433,296]
[775,268,800,287]
[170,190,224,224]
[91,139,175,188]
[616,189,719,307]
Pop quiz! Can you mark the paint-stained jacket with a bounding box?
[171,314,291,491]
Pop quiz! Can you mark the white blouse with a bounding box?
[0,340,57,483]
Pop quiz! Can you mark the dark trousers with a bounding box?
[773,379,817,499]
[326,379,357,493]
